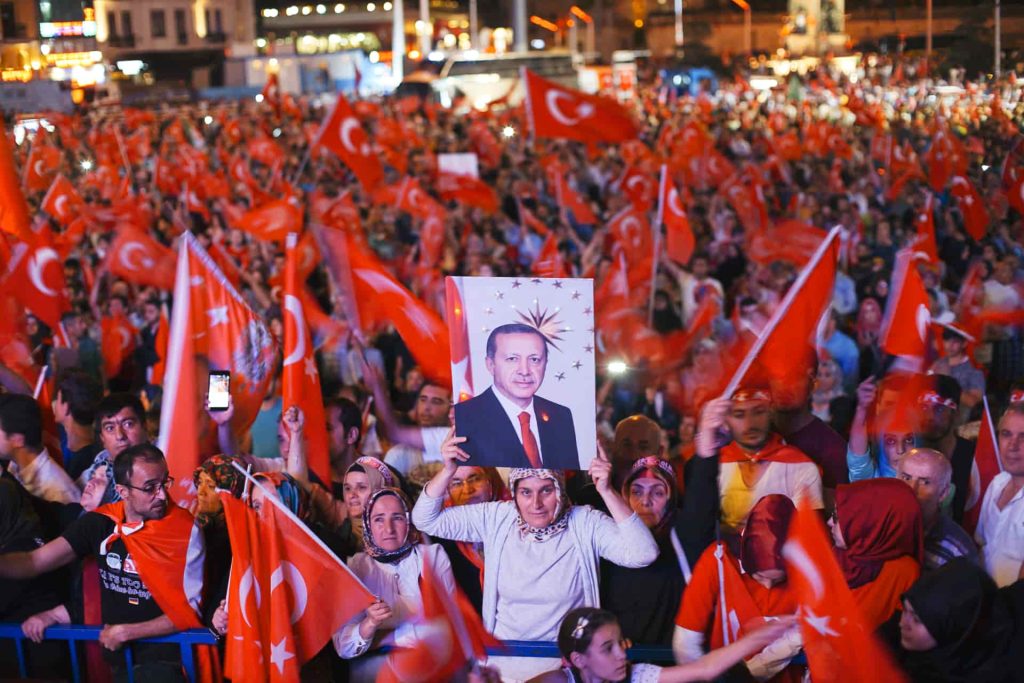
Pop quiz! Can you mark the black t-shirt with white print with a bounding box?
[61,511,180,665]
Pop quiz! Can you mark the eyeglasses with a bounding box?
[124,476,174,496]
[448,474,485,491]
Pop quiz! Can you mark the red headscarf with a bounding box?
[740,494,796,574]
[834,479,923,588]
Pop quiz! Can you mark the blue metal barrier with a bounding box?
[0,624,686,680]
[0,624,217,683]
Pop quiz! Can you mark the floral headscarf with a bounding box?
[362,488,419,564]
[192,455,247,527]
[345,456,395,491]
[508,468,572,542]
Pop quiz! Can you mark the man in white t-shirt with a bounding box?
[975,401,1024,586]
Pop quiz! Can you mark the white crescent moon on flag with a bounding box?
[626,176,647,194]
[54,196,68,217]
[546,90,590,127]
[339,116,365,156]
[282,294,306,367]
[782,539,825,601]
[28,247,59,297]
[238,566,262,628]
[118,327,132,351]
[33,160,46,178]
[916,303,931,341]
[119,242,148,272]
[270,561,308,624]
[668,188,686,217]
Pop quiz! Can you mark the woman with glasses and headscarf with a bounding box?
[412,430,658,681]
[332,488,456,681]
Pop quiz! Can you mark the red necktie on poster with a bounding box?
[518,412,542,468]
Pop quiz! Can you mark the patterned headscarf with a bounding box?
[621,456,677,535]
[345,456,395,492]
[192,455,247,527]
[362,488,419,564]
[253,472,310,521]
[508,468,572,542]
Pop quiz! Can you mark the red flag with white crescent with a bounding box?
[658,164,694,265]
[879,249,931,361]
[222,490,373,683]
[24,143,62,192]
[237,199,303,243]
[101,315,136,381]
[41,174,84,226]
[914,193,939,263]
[523,67,638,143]
[315,93,384,191]
[962,397,1002,535]
[283,232,330,485]
[783,503,909,682]
[107,224,176,290]
[5,237,69,330]
[949,175,990,241]
[445,277,473,403]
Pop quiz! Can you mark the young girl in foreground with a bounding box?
[528,607,795,683]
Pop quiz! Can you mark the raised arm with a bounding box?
[412,429,488,543]
[359,349,425,450]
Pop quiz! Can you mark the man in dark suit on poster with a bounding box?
[454,323,580,469]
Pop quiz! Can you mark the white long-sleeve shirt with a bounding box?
[7,449,81,504]
[332,543,456,658]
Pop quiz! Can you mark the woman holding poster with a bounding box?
[412,430,658,681]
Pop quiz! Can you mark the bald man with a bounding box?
[897,448,978,572]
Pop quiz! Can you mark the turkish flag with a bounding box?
[962,398,1003,535]
[237,199,303,243]
[261,71,281,112]
[24,144,62,192]
[393,176,446,219]
[516,198,550,236]
[949,175,990,241]
[523,68,638,143]
[150,304,169,386]
[555,174,597,225]
[107,225,176,290]
[746,221,827,267]
[101,315,136,380]
[725,228,840,394]
[721,171,769,233]
[222,492,374,683]
[620,165,656,212]
[316,94,384,191]
[316,227,451,386]
[437,172,499,214]
[158,235,279,500]
[248,136,286,168]
[532,233,570,278]
[1007,172,1024,216]
[378,554,500,683]
[608,206,653,288]
[6,238,68,329]
[659,165,694,265]
[0,118,33,242]
[783,503,909,683]
[283,233,330,485]
[924,124,967,192]
[41,174,83,226]
[914,194,939,263]
[772,130,803,162]
[879,249,931,360]
[418,208,446,269]
[445,278,474,403]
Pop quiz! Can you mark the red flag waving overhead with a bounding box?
[315,226,451,386]
[724,228,840,396]
[879,249,931,360]
[158,234,279,501]
[658,164,694,265]
[150,304,170,386]
[949,175,990,241]
[620,165,656,212]
[963,397,1003,535]
[24,144,62,192]
[437,171,499,214]
[316,93,384,191]
[783,504,908,683]
[0,118,33,242]
[222,488,374,683]
[6,238,68,329]
[237,199,303,243]
[107,224,176,290]
[41,174,83,226]
[523,67,638,143]
[283,233,330,485]
[100,315,136,380]
[532,233,570,278]
[378,552,500,683]
[554,174,597,225]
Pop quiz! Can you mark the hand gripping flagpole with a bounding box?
[229,460,374,596]
[721,226,842,399]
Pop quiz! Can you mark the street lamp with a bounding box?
[730,0,751,55]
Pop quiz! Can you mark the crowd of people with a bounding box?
[0,50,1023,682]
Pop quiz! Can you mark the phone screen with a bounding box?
[208,372,231,411]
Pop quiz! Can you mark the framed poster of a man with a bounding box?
[447,276,597,470]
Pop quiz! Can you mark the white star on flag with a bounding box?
[269,637,295,674]
[190,275,204,287]
[803,607,840,637]
[304,355,318,379]
[207,306,229,326]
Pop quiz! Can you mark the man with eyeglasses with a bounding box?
[3,444,205,682]
[76,393,150,506]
